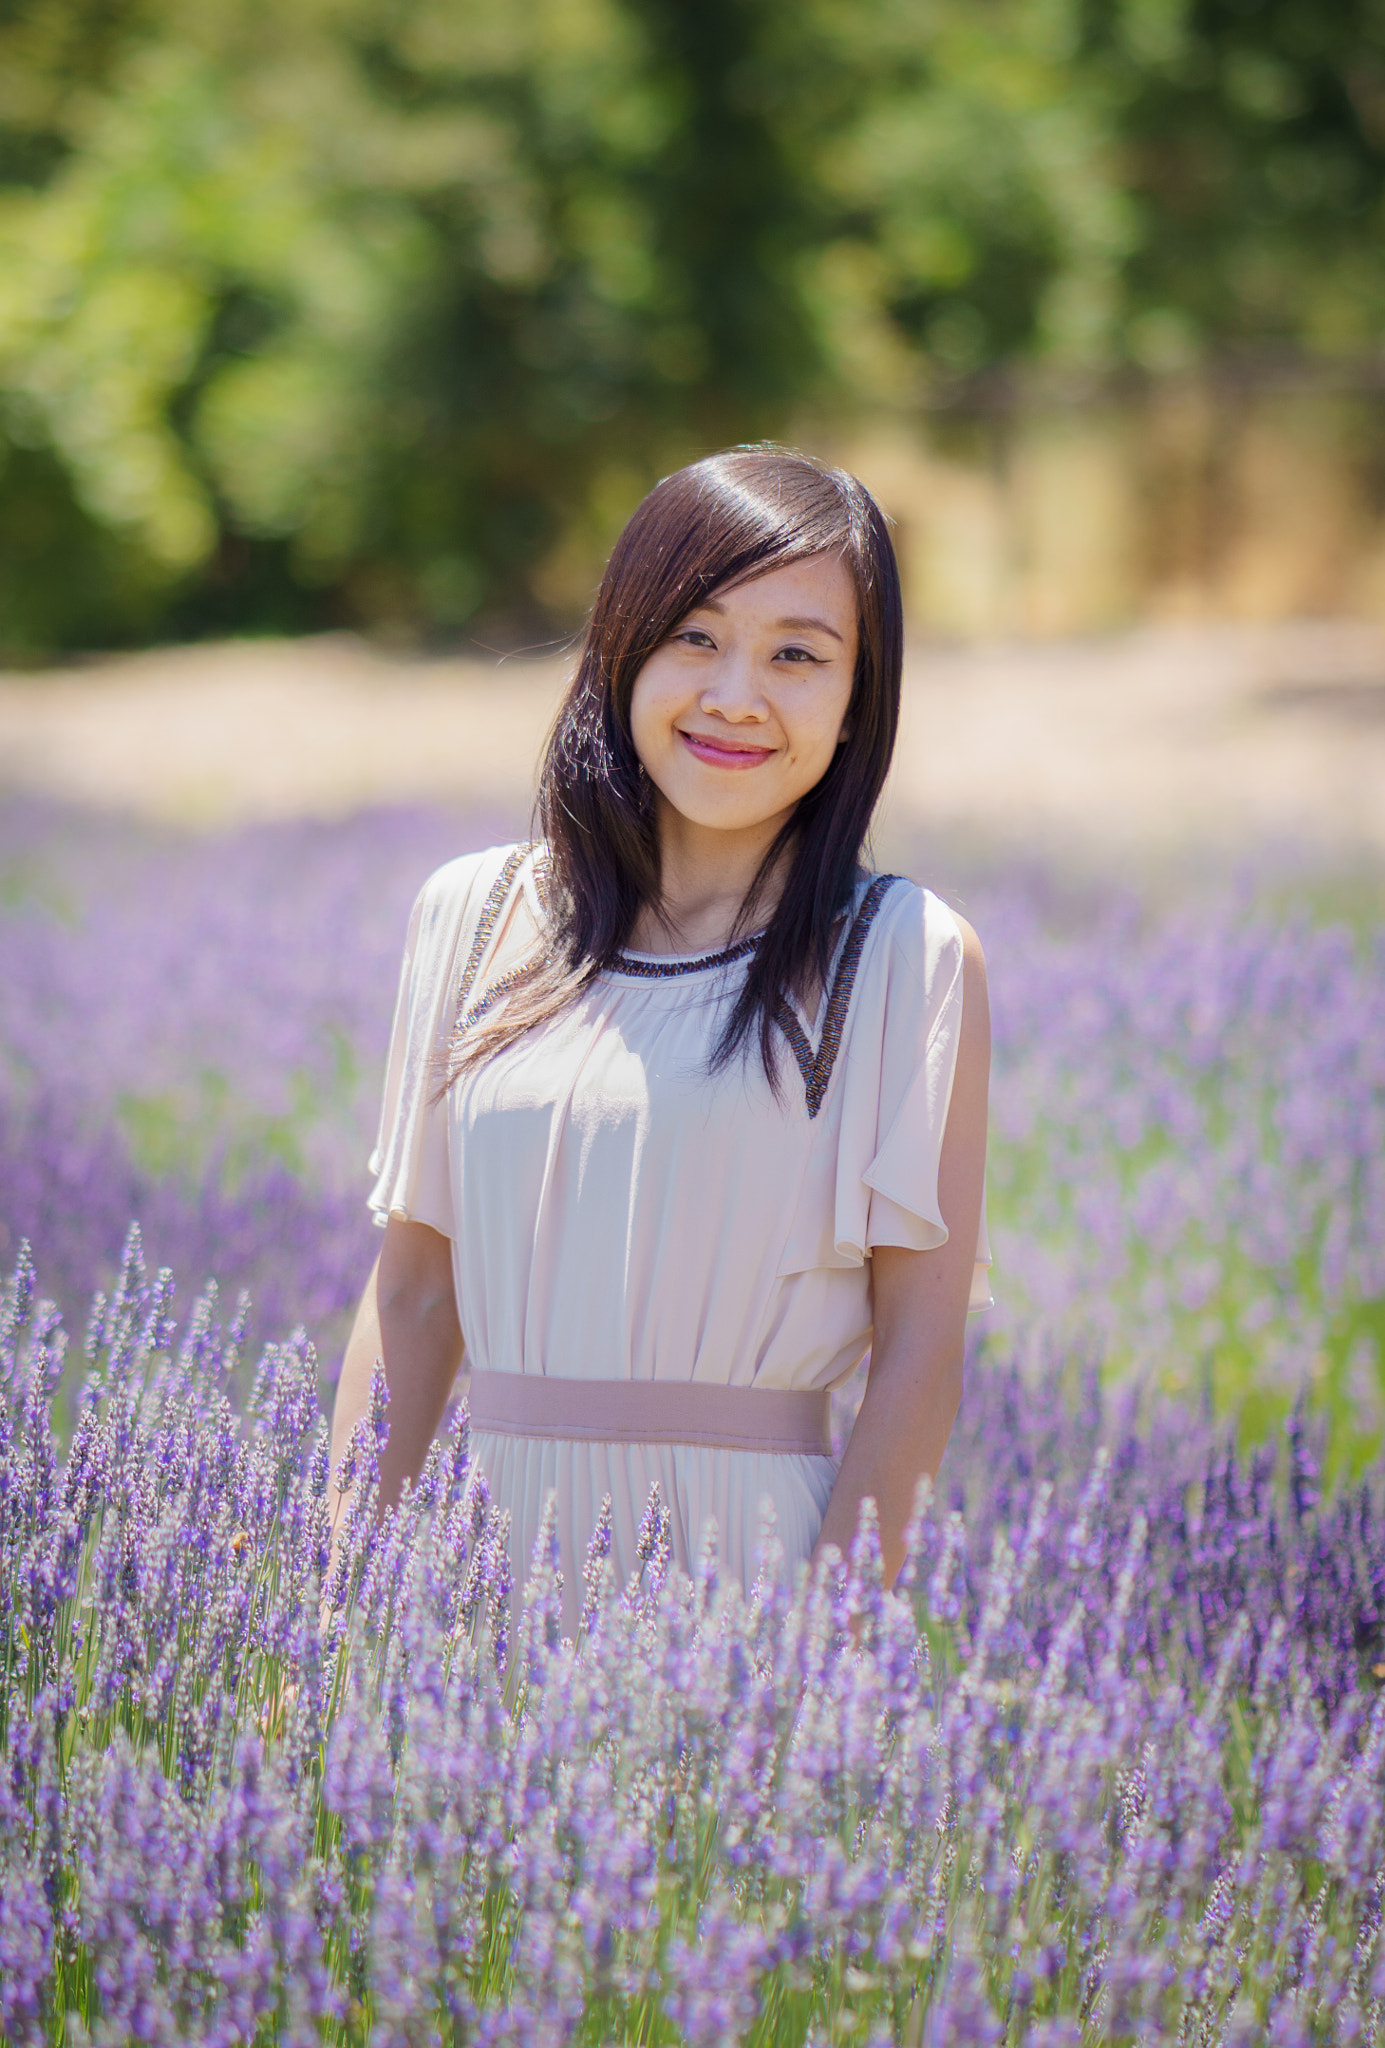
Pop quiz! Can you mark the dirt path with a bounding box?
[3,620,1384,872]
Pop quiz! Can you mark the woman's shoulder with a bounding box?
[845,874,987,1059]
[862,873,984,984]
[411,840,534,923]
[400,842,537,973]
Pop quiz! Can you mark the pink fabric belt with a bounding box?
[465,1370,833,1456]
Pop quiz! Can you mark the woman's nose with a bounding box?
[700,654,767,720]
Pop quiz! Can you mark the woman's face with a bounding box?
[629,552,859,845]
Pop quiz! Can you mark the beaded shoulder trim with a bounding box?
[774,874,902,1119]
[450,842,540,1044]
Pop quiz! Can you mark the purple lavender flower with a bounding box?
[579,1493,614,1638]
[4,798,1385,2042]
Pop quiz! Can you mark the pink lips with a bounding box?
[679,730,775,770]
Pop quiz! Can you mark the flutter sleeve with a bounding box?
[366,850,498,1237]
[827,882,993,1310]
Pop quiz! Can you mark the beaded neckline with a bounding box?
[451,845,903,1118]
[609,932,763,979]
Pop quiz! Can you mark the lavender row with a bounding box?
[4,802,1382,1454]
[977,873,1385,1447]
[3,1232,1383,2044]
[0,798,513,1341]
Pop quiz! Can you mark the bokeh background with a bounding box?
[4,0,1385,650]
[1,0,1383,1468]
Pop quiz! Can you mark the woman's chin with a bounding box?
[654,785,798,840]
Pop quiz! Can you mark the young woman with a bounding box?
[328,446,991,1628]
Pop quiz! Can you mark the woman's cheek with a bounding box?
[627,679,661,771]
[798,707,845,770]
[630,663,682,757]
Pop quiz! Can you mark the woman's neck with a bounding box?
[627,806,791,955]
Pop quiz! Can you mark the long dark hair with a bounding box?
[453,444,903,1089]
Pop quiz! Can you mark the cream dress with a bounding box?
[368,842,991,1622]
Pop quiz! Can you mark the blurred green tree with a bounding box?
[0,0,1380,653]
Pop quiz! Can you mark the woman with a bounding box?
[328,446,991,1628]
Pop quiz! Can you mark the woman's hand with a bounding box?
[812,915,990,1591]
[325,1216,465,1581]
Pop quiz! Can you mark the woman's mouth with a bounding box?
[678,730,776,770]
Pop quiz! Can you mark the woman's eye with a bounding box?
[775,645,821,664]
[676,629,715,648]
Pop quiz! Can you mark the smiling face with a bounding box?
[628,552,859,852]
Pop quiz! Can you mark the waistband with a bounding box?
[465,1369,833,1456]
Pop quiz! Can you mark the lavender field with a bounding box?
[2,795,1385,2043]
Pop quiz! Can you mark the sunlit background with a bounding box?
[2,0,1385,650]
[3,0,1385,852]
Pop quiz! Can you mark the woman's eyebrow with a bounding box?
[688,599,844,643]
[775,614,844,642]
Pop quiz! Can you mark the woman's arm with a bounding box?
[812,916,990,1590]
[327,1215,465,1555]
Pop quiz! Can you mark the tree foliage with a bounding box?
[0,0,1381,653]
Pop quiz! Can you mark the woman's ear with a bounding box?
[837,717,853,746]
